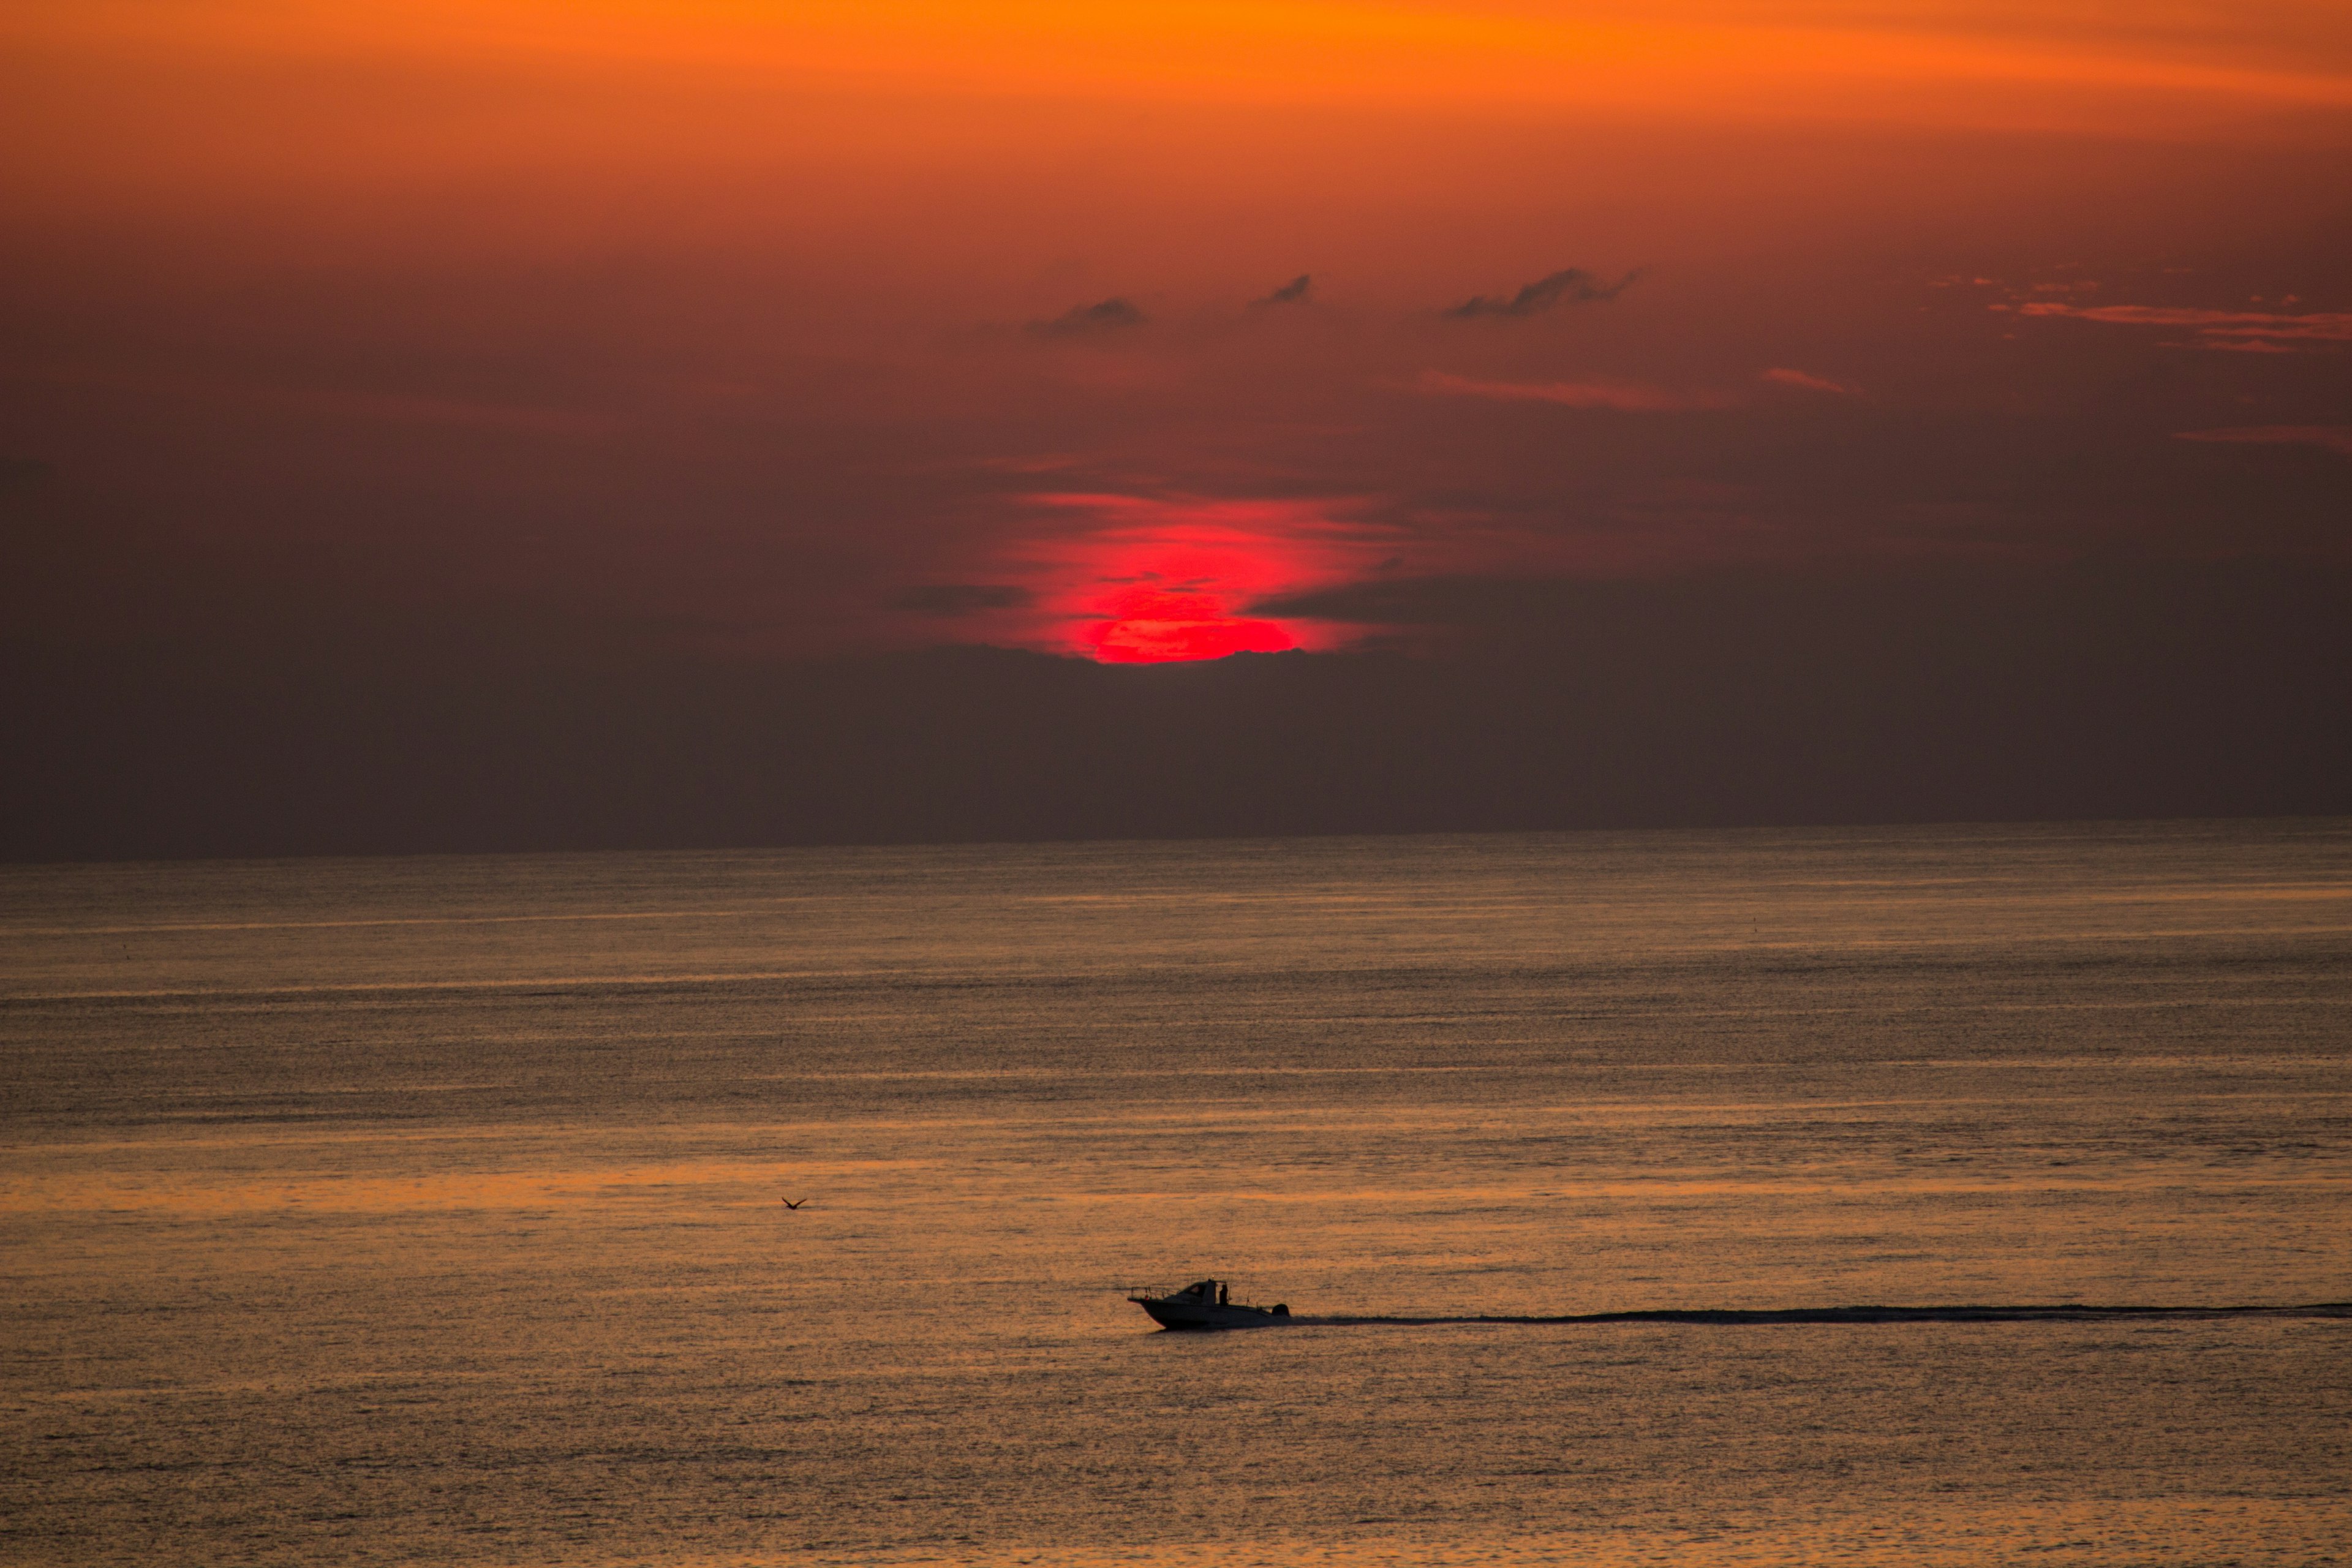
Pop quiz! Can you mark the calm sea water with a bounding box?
[3,822,2348,1565]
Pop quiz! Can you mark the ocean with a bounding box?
[3,821,2347,1565]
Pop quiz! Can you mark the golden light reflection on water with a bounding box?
[4,824,2348,1564]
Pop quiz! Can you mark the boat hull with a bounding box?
[1134,1296,1291,1331]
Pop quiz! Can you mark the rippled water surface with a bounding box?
[4,821,2349,1564]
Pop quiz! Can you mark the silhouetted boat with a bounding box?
[1128,1278,1292,1330]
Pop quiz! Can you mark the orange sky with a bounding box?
[17,2,2352,104]
[4,1,2348,660]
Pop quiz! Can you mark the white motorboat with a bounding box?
[1128,1278,1293,1330]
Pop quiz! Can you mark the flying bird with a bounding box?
[781,1197,809,1210]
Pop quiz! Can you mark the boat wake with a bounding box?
[1294,1303,2352,1327]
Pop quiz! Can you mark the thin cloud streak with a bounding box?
[1762,368,1864,396]
[2176,425,2352,456]
[2014,302,2352,347]
[892,583,1037,616]
[1415,370,1732,412]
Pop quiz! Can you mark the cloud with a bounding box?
[2175,425,2352,456]
[1762,368,1863,396]
[2014,302,2352,349]
[1026,298,1147,338]
[974,454,1085,473]
[1414,369,1729,412]
[892,584,1037,616]
[1251,274,1313,307]
[1446,267,1637,320]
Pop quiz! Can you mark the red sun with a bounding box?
[1080,582,1299,663]
[1017,496,1378,664]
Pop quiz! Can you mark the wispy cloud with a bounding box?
[2175,425,2352,456]
[1027,298,1148,338]
[2012,302,2352,350]
[2188,339,2298,355]
[892,584,1037,616]
[1415,369,1728,412]
[1762,368,1864,396]
[1446,268,1638,320]
[1251,274,1313,307]
[973,454,1086,474]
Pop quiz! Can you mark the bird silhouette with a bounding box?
[781,1197,809,1210]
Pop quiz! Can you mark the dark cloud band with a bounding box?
[1446,267,1639,319]
[1027,298,1148,337]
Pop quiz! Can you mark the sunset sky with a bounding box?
[4,2,2348,851]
